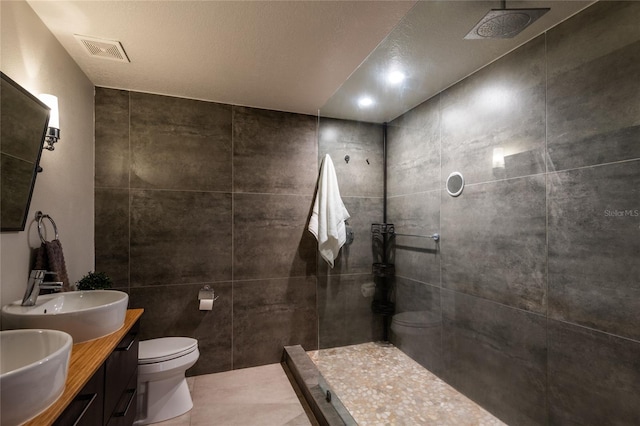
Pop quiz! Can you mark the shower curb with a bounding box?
[282,345,355,426]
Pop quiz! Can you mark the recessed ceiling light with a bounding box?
[387,70,405,84]
[358,96,374,108]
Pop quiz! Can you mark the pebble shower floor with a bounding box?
[309,342,505,426]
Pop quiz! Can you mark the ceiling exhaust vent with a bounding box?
[74,35,130,62]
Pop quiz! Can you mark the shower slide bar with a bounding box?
[392,232,440,242]
[370,223,439,242]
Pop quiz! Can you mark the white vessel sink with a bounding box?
[0,329,72,425]
[2,290,129,343]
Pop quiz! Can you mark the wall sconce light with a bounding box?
[38,94,60,151]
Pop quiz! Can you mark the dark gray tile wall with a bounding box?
[95,89,321,374]
[318,273,383,348]
[547,320,640,425]
[317,196,383,277]
[94,88,129,188]
[96,89,385,372]
[548,162,640,341]
[546,2,640,172]
[94,187,129,288]
[318,118,384,198]
[233,193,316,281]
[130,93,232,192]
[233,277,317,369]
[387,2,640,425]
[316,118,385,348]
[129,189,233,287]
[391,277,442,373]
[442,290,547,426]
[441,175,547,313]
[387,191,440,285]
[233,106,317,194]
[440,35,546,185]
[386,97,441,195]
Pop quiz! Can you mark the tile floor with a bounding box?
[153,363,312,426]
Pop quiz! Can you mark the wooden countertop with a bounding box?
[25,309,144,426]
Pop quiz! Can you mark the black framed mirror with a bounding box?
[1,72,50,232]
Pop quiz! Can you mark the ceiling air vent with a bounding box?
[74,35,130,63]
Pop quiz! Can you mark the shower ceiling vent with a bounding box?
[74,35,130,62]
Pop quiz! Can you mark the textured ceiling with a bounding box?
[27,1,594,122]
[321,1,594,122]
[26,0,415,116]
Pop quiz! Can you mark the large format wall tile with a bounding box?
[548,161,640,340]
[130,92,232,191]
[316,117,385,353]
[387,190,440,285]
[441,175,547,313]
[317,196,383,276]
[442,290,547,426]
[387,95,441,196]
[546,2,640,171]
[548,320,640,425]
[317,274,346,350]
[95,88,129,188]
[318,273,382,349]
[318,118,383,198]
[233,107,317,195]
[391,277,442,373]
[233,277,317,368]
[95,188,129,288]
[234,193,316,280]
[129,282,233,375]
[348,275,381,345]
[130,189,232,286]
[441,35,546,185]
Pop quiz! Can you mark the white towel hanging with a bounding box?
[308,154,350,268]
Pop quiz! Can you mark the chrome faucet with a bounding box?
[21,269,63,306]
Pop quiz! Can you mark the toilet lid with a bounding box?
[139,337,198,364]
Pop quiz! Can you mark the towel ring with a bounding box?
[36,211,59,244]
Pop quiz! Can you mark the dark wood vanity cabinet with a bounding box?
[104,321,139,426]
[54,320,139,426]
[53,364,104,426]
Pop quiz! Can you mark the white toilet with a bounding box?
[134,337,200,425]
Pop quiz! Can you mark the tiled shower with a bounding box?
[382,2,639,424]
[95,2,640,424]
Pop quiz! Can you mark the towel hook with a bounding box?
[344,155,350,164]
[35,211,59,244]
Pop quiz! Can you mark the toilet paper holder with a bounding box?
[198,285,219,306]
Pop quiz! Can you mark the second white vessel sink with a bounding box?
[2,290,129,343]
[0,329,72,425]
